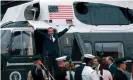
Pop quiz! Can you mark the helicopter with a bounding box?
[1,0,133,80]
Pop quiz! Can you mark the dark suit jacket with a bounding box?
[113,69,128,80]
[55,67,67,80]
[31,65,47,80]
[109,63,117,76]
[74,64,85,80]
[38,28,68,57]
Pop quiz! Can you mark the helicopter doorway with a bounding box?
[95,42,124,58]
[34,29,57,55]
[34,30,46,55]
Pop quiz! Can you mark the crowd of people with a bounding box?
[27,26,133,80]
[27,54,133,80]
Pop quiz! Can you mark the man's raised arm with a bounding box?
[58,24,73,37]
[29,24,47,37]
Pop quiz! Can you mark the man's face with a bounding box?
[58,61,66,67]
[93,59,99,67]
[35,60,42,65]
[121,63,127,70]
[105,57,110,65]
[48,28,54,36]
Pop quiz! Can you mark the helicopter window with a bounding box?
[95,42,124,58]
[75,2,88,15]
[12,31,23,55]
[11,31,33,55]
[1,30,11,54]
[23,31,33,55]
[74,2,133,25]
[85,43,92,54]
[89,5,131,25]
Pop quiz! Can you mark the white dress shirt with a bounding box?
[50,36,55,42]
[66,71,75,80]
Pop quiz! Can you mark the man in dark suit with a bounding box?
[37,25,73,75]
[113,58,128,80]
[74,56,85,80]
[105,56,117,76]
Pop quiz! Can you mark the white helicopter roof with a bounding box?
[28,20,57,29]
[40,0,133,9]
[28,20,133,33]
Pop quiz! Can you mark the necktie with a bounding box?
[70,71,73,80]
[50,36,53,42]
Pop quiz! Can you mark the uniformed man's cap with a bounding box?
[84,54,95,59]
[55,56,67,61]
[115,58,126,64]
[129,57,133,63]
[33,54,42,61]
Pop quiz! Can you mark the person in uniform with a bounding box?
[105,56,117,76]
[55,56,68,80]
[74,56,85,80]
[82,54,99,80]
[93,56,112,80]
[113,58,128,80]
[30,54,48,80]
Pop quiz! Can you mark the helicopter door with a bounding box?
[11,31,34,55]
[4,30,34,80]
[95,42,124,58]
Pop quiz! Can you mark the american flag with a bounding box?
[48,5,74,19]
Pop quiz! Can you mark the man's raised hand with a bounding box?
[69,24,74,28]
[68,24,74,29]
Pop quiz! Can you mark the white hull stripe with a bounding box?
[7,62,33,66]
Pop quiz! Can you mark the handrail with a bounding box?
[74,32,87,56]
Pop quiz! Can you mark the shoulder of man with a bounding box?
[112,64,117,68]
[85,66,95,74]
[27,70,33,80]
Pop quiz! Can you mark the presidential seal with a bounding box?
[9,71,21,80]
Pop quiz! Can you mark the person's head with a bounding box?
[84,58,93,66]
[33,54,42,65]
[83,54,95,66]
[105,56,114,65]
[48,27,54,36]
[57,60,66,67]
[66,63,75,71]
[56,56,67,67]
[93,56,101,67]
[34,59,42,65]
[117,62,127,70]
[116,58,127,70]
[101,59,109,70]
